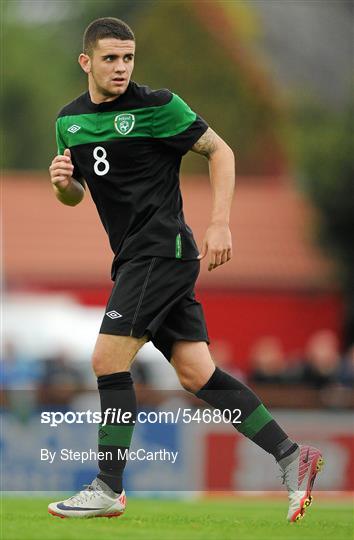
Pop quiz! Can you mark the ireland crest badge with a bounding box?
[114,113,135,135]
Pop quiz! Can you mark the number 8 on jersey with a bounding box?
[93,146,110,176]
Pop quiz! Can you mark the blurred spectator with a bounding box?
[1,339,42,390]
[210,339,245,382]
[131,350,161,406]
[248,337,297,385]
[131,352,154,386]
[337,344,354,388]
[299,330,340,389]
[1,339,42,421]
[37,348,83,410]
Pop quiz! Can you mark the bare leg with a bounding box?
[92,333,148,376]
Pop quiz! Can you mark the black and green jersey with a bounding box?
[56,81,208,280]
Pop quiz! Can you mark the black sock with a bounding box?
[195,367,298,460]
[97,371,136,493]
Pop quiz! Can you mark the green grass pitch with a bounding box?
[1,496,353,540]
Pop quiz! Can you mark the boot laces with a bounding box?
[68,484,102,505]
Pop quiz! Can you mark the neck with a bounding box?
[88,80,123,104]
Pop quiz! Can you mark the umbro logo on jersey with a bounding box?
[114,114,135,135]
[67,124,81,133]
[106,310,122,319]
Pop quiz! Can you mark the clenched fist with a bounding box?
[49,148,74,192]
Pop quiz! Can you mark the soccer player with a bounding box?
[48,17,323,522]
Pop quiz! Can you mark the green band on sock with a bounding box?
[237,404,273,439]
[98,424,134,447]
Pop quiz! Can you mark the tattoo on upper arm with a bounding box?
[192,127,219,158]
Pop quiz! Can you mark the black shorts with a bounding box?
[99,256,209,360]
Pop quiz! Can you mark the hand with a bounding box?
[198,222,232,271]
[49,148,74,192]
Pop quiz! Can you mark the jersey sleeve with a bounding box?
[55,118,84,183]
[55,120,66,156]
[153,93,209,155]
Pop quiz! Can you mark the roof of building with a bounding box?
[3,172,334,290]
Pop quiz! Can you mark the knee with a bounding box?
[177,372,194,393]
[92,353,106,377]
[176,365,210,394]
[172,341,215,394]
[92,353,129,377]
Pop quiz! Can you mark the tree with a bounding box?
[1,0,286,174]
[294,99,354,345]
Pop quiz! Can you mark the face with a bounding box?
[79,38,135,102]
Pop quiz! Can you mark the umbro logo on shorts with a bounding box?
[106,310,122,319]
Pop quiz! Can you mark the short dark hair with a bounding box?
[83,17,135,55]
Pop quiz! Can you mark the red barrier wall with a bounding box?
[197,289,343,371]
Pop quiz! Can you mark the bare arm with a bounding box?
[49,148,85,206]
[191,127,235,271]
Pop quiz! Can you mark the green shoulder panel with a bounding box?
[56,107,154,149]
[153,94,197,138]
[55,94,196,149]
[55,120,66,155]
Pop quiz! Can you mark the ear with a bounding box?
[78,53,91,74]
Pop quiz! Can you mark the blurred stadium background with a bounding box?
[2,0,354,498]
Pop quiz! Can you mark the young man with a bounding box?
[48,17,323,522]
